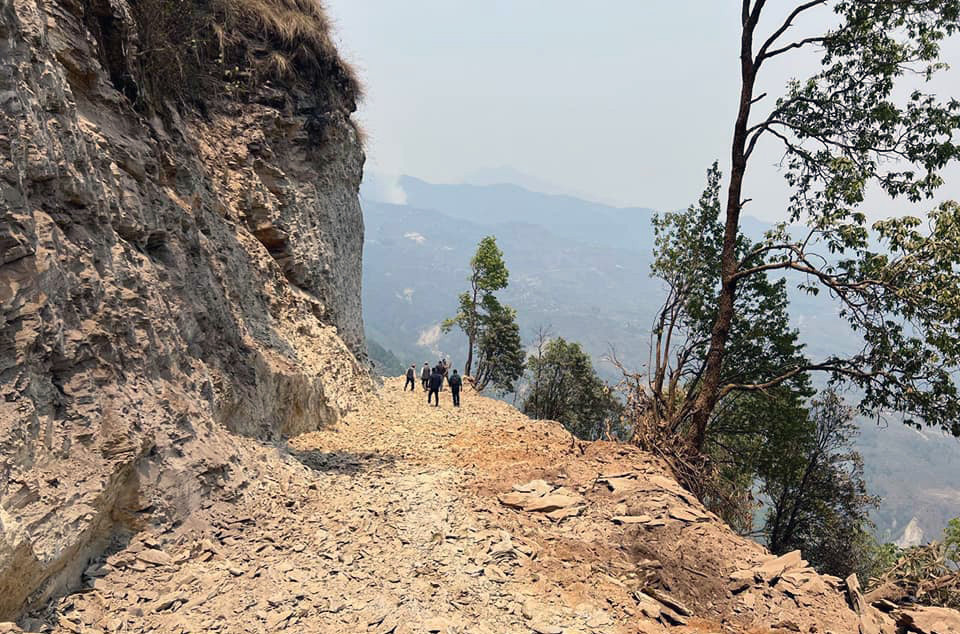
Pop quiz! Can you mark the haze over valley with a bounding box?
[361,172,960,546]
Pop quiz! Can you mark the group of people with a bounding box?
[404,359,462,407]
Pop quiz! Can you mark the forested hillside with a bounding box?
[361,175,960,544]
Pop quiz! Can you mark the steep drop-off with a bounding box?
[0,0,370,617]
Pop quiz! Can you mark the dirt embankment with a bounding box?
[8,379,957,633]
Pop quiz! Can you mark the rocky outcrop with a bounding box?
[0,0,370,618]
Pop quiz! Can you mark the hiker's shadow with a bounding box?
[290,449,396,476]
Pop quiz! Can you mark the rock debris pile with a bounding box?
[1,379,956,633]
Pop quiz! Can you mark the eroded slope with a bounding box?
[15,380,955,633]
[0,0,369,617]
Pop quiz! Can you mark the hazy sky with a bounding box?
[324,1,960,221]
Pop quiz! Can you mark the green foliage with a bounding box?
[703,389,879,580]
[522,335,623,441]
[703,388,811,534]
[864,538,903,583]
[472,300,525,394]
[676,1,960,580]
[945,517,960,564]
[866,519,960,608]
[640,165,878,579]
[777,2,960,212]
[470,236,510,294]
[442,237,510,350]
[642,163,811,431]
[444,236,522,390]
[690,0,960,442]
[760,391,878,579]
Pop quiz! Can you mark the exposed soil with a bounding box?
[9,380,904,633]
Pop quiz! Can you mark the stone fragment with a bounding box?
[529,622,562,634]
[667,507,703,522]
[895,606,960,634]
[152,591,188,612]
[611,515,654,525]
[847,575,887,634]
[523,494,581,513]
[845,574,868,615]
[136,549,173,567]
[266,609,293,629]
[484,565,508,582]
[755,550,802,581]
[642,588,692,617]
[660,607,688,626]
[546,506,582,521]
[423,616,453,632]
[513,480,553,496]
[598,473,641,494]
[586,611,611,628]
[729,569,756,593]
[500,492,533,509]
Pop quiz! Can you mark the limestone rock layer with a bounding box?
[0,0,369,617]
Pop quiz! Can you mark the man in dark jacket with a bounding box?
[427,368,443,407]
[427,368,443,406]
[421,363,431,391]
[448,369,462,407]
[404,365,416,391]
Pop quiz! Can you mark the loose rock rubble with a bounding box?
[5,378,954,633]
[1,0,369,617]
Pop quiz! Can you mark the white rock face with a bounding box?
[895,517,925,548]
[0,0,370,618]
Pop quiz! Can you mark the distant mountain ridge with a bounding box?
[397,175,658,251]
[360,173,960,543]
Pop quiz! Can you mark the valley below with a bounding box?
[360,175,960,545]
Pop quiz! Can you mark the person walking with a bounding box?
[427,367,443,406]
[421,362,431,391]
[448,369,462,407]
[404,365,416,391]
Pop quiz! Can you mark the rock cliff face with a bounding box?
[0,0,370,618]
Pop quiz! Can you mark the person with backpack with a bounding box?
[437,360,446,390]
[404,365,416,391]
[427,367,444,406]
[421,362,431,391]
[448,369,462,407]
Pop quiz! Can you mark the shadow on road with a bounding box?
[290,449,397,476]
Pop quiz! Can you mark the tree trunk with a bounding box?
[464,284,479,377]
[687,8,758,450]
[464,335,474,378]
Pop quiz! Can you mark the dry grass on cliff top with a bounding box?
[132,0,362,108]
[226,0,361,90]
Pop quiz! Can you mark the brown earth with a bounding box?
[8,378,950,633]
